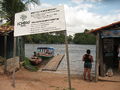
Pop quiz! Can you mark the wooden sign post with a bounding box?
[64,30,72,90]
[12,37,16,87]
[95,33,100,81]
[4,35,7,73]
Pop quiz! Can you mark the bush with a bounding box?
[23,57,39,72]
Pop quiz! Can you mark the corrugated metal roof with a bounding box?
[90,21,120,33]
[0,25,14,35]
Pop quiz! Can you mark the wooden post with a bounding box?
[95,33,100,82]
[64,30,72,90]
[99,37,105,76]
[12,37,16,87]
[4,35,7,73]
[22,37,25,60]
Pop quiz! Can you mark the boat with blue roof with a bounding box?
[37,47,55,59]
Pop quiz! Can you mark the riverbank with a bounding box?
[0,67,120,90]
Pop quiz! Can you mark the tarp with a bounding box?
[101,30,120,38]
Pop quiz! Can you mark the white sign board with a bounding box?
[14,5,66,37]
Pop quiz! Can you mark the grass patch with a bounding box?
[23,57,39,72]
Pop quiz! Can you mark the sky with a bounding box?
[31,0,120,35]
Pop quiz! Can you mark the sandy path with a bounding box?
[0,67,120,90]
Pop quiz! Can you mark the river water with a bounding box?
[25,44,96,75]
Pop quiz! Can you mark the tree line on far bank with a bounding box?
[24,29,96,44]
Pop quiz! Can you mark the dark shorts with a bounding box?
[84,62,92,69]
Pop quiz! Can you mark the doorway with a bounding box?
[103,37,120,72]
[113,38,120,70]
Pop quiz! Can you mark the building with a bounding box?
[0,25,25,59]
[90,21,120,77]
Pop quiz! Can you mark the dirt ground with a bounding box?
[0,67,120,90]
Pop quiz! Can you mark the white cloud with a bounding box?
[114,10,120,14]
[71,0,102,4]
[40,3,53,8]
[30,3,53,11]
[64,4,120,34]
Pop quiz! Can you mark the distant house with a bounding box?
[0,25,25,60]
[90,21,120,77]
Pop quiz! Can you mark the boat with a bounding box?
[37,47,55,59]
[30,51,42,65]
[30,56,42,65]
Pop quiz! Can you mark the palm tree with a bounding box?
[0,0,40,25]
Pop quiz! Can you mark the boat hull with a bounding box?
[38,56,53,60]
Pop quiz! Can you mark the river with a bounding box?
[25,44,96,75]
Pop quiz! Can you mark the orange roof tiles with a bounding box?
[90,21,120,33]
[0,25,14,35]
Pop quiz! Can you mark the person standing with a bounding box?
[82,49,93,81]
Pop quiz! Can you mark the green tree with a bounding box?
[24,32,66,44]
[0,0,40,25]
[67,35,73,43]
[73,33,96,44]
[24,35,33,43]
[84,29,89,33]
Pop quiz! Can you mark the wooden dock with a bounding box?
[42,54,64,71]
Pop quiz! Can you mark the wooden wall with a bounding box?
[0,32,25,60]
